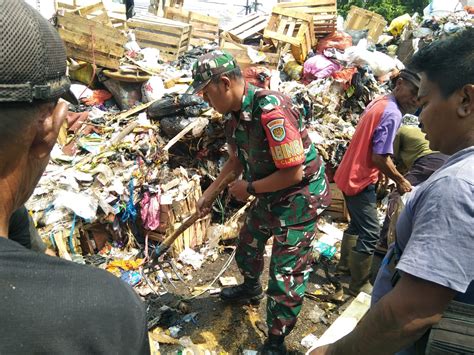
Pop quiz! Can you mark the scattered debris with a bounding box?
[219,276,238,287]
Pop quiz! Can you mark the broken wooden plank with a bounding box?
[64,46,121,69]
[58,28,123,57]
[307,292,371,352]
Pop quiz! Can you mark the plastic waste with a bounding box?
[54,191,98,220]
[301,334,319,349]
[124,31,141,55]
[178,248,204,269]
[283,61,303,81]
[388,14,412,36]
[141,76,165,103]
[344,45,398,77]
[140,190,161,230]
[308,305,325,324]
[345,29,368,46]
[243,66,271,89]
[423,0,464,17]
[316,31,352,54]
[303,55,342,83]
[147,94,207,120]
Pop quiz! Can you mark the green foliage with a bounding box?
[337,0,430,22]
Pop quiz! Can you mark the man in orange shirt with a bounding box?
[334,70,419,295]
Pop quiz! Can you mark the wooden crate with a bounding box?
[56,8,126,69]
[223,13,269,43]
[148,177,211,256]
[127,14,191,62]
[164,7,220,46]
[324,183,349,221]
[345,6,387,43]
[189,12,220,46]
[276,0,337,38]
[220,33,280,70]
[264,6,315,64]
[56,0,126,28]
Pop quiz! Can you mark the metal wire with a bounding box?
[185,247,237,300]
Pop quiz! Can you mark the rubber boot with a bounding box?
[335,233,358,275]
[370,248,386,285]
[220,277,264,304]
[348,250,373,296]
[259,334,287,355]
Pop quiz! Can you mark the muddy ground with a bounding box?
[150,243,353,354]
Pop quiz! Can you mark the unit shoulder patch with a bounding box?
[266,118,286,142]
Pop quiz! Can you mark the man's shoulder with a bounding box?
[0,237,139,301]
[0,238,148,353]
[411,150,474,206]
[366,95,401,117]
[254,90,287,112]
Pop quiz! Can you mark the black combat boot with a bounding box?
[259,334,287,355]
[220,277,264,304]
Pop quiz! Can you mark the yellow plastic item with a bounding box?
[388,14,412,37]
[69,62,97,87]
[284,61,303,81]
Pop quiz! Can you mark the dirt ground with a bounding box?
[151,244,353,354]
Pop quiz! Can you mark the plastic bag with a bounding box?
[160,116,192,138]
[345,29,368,46]
[316,31,352,54]
[141,76,165,103]
[387,14,412,37]
[283,61,303,81]
[303,54,342,83]
[344,46,398,77]
[147,94,207,120]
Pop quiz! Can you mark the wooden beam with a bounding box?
[307,292,371,351]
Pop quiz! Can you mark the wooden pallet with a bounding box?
[276,0,337,38]
[127,14,192,62]
[56,8,126,69]
[223,13,269,43]
[345,6,387,43]
[264,6,315,63]
[220,32,280,70]
[56,0,126,28]
[164,7,220,46]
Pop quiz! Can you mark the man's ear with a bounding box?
[221,76,231,91]
[30,100,68,159]
[457,84,474,118]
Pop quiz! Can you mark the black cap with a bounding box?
[399,69,421,89]
[0,0,77,104]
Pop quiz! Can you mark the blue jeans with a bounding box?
[344,184,380,255]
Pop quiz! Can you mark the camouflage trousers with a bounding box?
[235,200,317,337]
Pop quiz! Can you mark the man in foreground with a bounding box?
[190,50,330,354]
[0,1,149,353]
[311,27,473,355]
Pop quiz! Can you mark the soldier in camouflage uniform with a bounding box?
[189,51,331,354]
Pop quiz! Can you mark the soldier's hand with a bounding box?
[229,180,250,202]
[397,178,412,195]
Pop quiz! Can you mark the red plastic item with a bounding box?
[243,66,271,89]
[316,31,353,54]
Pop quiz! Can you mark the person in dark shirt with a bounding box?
[9,206,56,255]
[0,1,150,353]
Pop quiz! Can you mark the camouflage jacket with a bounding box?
[225,83,331,226]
